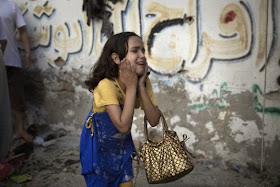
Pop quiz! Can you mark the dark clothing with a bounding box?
[6,66,25,112]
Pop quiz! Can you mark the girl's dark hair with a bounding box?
[85,32,140,91]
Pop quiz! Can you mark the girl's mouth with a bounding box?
[137,62,146,66]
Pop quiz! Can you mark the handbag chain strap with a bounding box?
[143,110,168,142]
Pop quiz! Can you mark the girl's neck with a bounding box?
[116,77,126,93]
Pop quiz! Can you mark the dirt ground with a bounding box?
[1,126,280,187]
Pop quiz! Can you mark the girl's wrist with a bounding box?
[138,79,146,87]
[138,84,146,93]
[126,85,137,93]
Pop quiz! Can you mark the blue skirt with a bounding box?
[80,109,135,186]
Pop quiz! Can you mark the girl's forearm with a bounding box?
[119,88,137,133]
[139,86,160,126]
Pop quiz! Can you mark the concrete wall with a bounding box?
[13,0,280,169]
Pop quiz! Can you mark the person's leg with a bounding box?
[0,53,12,160]
[6,66,33,142]
[119,180,133,187]
[84,173,107,187]
[15,110,33,142]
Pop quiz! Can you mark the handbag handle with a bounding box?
[144,110,168,142]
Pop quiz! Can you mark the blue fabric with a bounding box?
[80,108,135,186]
[83,158,133,187]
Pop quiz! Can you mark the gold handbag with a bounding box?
[139,111,194,184]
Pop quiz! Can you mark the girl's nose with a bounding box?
[140,51,146,59]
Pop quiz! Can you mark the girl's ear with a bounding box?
[111,53,121,65]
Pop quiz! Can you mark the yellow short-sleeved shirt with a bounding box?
[93,77,157,113]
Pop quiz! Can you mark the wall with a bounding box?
[13,0,280,169]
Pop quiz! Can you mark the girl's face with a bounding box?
[125,36,147,76]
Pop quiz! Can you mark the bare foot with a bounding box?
[18,131,34,143]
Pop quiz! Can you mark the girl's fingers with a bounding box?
[144,64,148,74]
[120,59,127,70]
[120,59,125,68]
[127,61,132,72]
[121,58,132,72]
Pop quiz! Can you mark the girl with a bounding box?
[80,32,160,187]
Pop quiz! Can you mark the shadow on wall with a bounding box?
[24,69,46,116]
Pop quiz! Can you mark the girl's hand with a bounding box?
[119,58,138,90]
[138,63,148,88]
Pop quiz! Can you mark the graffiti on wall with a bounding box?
[252,84,280,116]
[188,82,280,117]
[18,0,278,80]
[188,82,230,113]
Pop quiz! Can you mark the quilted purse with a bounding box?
[139,111,194,184]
